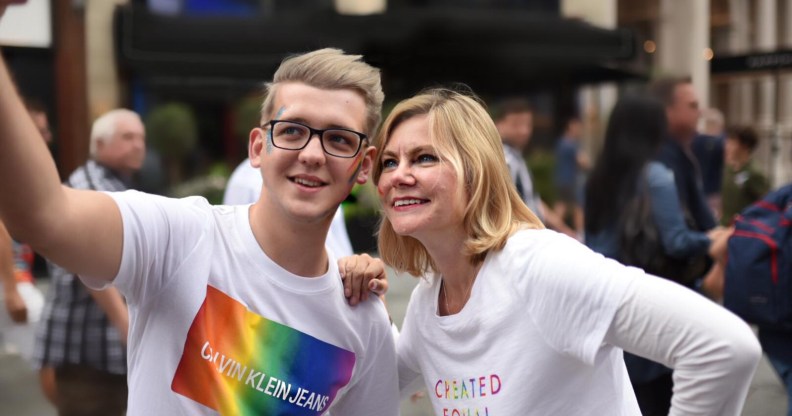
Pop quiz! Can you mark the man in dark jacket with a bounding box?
[650,77,717,233]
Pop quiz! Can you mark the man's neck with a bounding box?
[248,201,332,277]
[671,130,695,149]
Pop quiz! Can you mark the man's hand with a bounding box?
[3,285,27,323]
[339,253,389,306]
[707,226,733,263]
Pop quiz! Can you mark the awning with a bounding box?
[115,4,639,99]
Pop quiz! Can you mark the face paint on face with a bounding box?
[267,106,286,154]
[346,152,365,185]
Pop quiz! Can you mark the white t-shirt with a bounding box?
[398,229,760,416]
[223,159,354,258]
[398,229,638,415]
[107,191,399,415]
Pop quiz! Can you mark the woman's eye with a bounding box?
[382,159,397,169]
[417,154,438,163]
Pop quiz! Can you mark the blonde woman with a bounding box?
[374,89,760,415]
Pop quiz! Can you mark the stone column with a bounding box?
[755,0,780,185]
[658,0,711,109]
[776,0,792,185]
[86,0,129,121]
[727,0,754,126]
[562,0,617,156]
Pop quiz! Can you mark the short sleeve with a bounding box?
[109,191,212,306]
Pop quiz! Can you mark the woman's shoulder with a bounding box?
[506,228,575,249]
[645,161,674,187]
[499,228,583,267]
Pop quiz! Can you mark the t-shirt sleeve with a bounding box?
[108,190,212,306]
[327,300,400,416]
[512,231,636,365]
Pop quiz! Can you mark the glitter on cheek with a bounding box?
[346,153,364,185]
[267,106,286,154]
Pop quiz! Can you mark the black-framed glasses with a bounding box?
[262,120,367,158]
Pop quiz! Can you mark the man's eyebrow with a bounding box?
[278,117,358,131]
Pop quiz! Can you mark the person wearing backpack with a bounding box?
[704,184,792,416]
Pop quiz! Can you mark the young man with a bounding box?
[720,125,769,225]
[0,24,398,416]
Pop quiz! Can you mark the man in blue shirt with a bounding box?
[553,117,589,235]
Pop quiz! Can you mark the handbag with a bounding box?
[618,180,709,286]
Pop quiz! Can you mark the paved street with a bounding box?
[0,274,787,415]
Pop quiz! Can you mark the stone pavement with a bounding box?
[0,275,786,415]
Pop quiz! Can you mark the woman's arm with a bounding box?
[605,274,761,415]
[646,162,712,258]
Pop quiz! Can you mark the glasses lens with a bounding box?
[322,130,361,157]
[271,121,309,149]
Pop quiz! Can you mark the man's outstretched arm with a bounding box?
[0,18,122,282]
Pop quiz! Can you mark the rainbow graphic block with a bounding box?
[172,285,356,415]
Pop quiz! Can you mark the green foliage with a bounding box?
[527,149,557,205]
[169,162,230,205]
[234,95,263,151]
[145,103,198,159]
[344,181,381,219]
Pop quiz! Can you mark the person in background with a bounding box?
[720,125,769,226]
[0,98,52,403]
[33,109,144,416]
[493,98,577,238]
[692,108,726,219]
[649,77,718,236]
[553,116,589,235]
[585,95,729,416]
[375,88,759,416]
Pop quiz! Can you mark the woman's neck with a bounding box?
[421,230,482,315]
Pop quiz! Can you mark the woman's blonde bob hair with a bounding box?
[373,88,544,277]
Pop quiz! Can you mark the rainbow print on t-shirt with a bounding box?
[172,285,356,415]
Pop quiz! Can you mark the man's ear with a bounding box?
[249,127,264,168]
[355,145,377,184]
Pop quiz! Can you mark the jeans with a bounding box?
[55,364,127,416]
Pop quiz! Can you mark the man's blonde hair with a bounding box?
[260,48,384,136]
[373,89,544,277]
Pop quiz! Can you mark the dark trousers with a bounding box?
[55,364,127,416]
[632,372,673,416]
